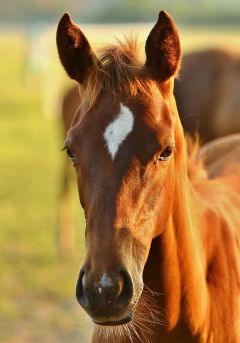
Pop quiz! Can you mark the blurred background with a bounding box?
[0,1,239,342]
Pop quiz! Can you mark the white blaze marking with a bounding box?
[98,287,102,294]
[104,103,134,159]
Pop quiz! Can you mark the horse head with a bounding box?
[56,11,182,326]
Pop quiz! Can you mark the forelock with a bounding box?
[78,37,156,114]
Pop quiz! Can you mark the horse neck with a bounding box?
[143,127,209,335]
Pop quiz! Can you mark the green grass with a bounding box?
[0,25,239,343]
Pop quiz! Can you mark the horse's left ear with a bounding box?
[145,11,181,82]
[56,13,98,84]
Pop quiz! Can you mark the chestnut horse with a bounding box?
[56,11,240,342]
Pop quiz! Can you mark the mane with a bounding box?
[78,37,154,113]
[186,135,240,187]
[186,136,208,184]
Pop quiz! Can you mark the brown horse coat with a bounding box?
[175,48,240,142]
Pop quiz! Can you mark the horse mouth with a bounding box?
[91,288,143,326]
[92,299,139,326]
[93,314,133,326]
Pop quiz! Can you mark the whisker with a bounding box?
[92,284,165,342]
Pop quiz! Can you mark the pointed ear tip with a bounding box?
[159,10,167,16]
[158,10,172,21]
[58,12,72,26]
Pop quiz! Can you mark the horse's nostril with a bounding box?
[118,270,134,306]
[116,273,124,298]
[76,269,88,307]
[76,268,134,321]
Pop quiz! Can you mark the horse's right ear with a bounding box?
[56,13,97,84]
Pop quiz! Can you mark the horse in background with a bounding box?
[58,47,240,255]
[56,10,240,342]
[175,48,240,142]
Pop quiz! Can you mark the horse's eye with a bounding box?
[158,147,173,161]
[66,148,77,166]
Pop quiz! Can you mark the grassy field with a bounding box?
[0,24,240,343]
[0,32,92,343]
